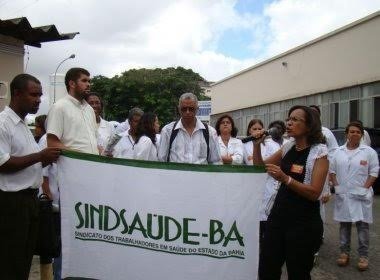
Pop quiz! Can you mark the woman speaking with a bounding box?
[253,105,329,279]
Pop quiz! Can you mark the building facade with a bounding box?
[0,17,78,111]
[210,11,380,135]
[0,34,24,110]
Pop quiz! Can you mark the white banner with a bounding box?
[58,151,266,280]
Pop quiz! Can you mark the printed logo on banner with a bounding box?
[73,202,245,259]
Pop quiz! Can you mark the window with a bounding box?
[375,97,380,128]
[330,103,339,128]
[349,100,359,122]
[0,82,8,99]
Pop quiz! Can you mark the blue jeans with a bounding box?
[339,221,369,258]
[53,254,62,280]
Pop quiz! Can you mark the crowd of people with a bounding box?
[0,68,378,280]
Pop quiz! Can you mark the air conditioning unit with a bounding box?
[0,81,8,99]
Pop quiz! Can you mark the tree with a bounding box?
[91,67,210,125]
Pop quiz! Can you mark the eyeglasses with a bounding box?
[180,107,196,113]
[285,117,305,123]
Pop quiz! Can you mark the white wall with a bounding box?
[211,13,380,115]
[0,35,24,111]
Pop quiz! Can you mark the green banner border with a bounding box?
[62,150,265,173]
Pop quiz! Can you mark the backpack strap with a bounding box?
[201,122,210,163]
[167,120,210,163]
[167,120,180,162]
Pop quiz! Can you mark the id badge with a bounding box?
[290,164,304,174]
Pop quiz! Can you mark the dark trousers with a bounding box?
[0,189,39,280]
[259,221,267,250]
[259,217,323,280]
[40,212,61,265]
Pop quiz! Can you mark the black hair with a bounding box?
[35,114,47,132]
[345,121,364,135]
[65,68,90,91]
[10,74,40,96]
[288,105,325,145]
[309,105,321,116]
[85,92,103,109]
[135,112,157,145]
[215,114,238,137]
[268,120,286,134]
[246,119,264,136]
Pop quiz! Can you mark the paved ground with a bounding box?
[29,195,380,280]
[306,195,380,280]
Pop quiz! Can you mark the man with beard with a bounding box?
[47,68,98,154]
[46,68,98,279]
[0,74,61,279]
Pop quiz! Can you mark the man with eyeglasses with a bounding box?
[158,92,221,164]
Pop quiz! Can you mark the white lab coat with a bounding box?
[133,135,158,161]
[217,136,244,165]
[97,118,115,150]
[243,138,282,221]
[330,144,379,223]
[320,126,339,221]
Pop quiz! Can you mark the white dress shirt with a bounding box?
[331,144,379,223]
[243,138,280,165]
[97,118,115,150]
[38,134,59,207]
[322,126,339,158]
[217,136,244,165]
[114,120,130,135]
[47,95,98,154]
[0,107,42,191]
[113,130,135,159]
[362,130,371,146]
[157,118,221,164]
[133,136,158,161]
[254,138,282,221]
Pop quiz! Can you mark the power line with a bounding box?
[10,0,39,17]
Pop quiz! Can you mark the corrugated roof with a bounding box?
[0,17,79,47]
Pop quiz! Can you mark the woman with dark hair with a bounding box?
[244,119,264,165]
[34,114,47,143]
[215,114,243,164]
[253,105,329,279]
[244,119,283,165]
[133,112,160,161]
[330,121,379,271]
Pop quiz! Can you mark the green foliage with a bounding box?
[91,67,210,125]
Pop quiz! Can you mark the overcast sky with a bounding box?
[1,0,380,115]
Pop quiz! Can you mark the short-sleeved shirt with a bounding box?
[97,118,115,149]
[113,130,135,159]
[270,142,327,223]
[47,95,98,154]
[0,106,42,191]
[38,134,59,206]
